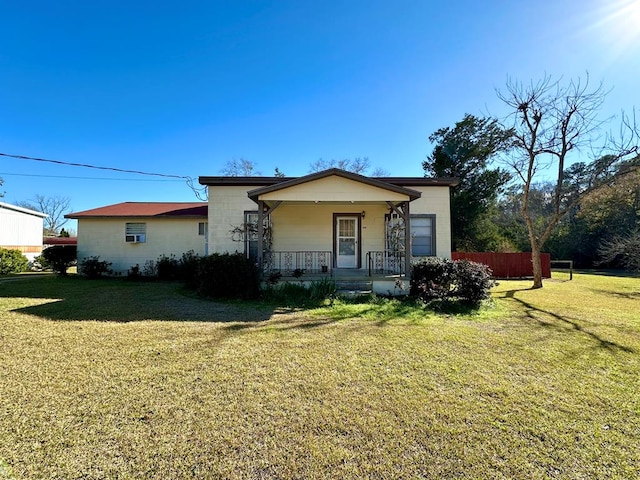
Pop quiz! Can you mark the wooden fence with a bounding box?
[451,252,551,279]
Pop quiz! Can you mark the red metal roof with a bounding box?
[66,202,208,219]
[44,237,78,246]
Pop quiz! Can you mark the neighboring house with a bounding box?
[199,168,457,293]
[66,202,208,275]
[0,201,47,261]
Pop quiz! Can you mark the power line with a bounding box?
[0,172,182,182]
[0,151,208,200]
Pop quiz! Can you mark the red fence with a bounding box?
[451,252,551,279]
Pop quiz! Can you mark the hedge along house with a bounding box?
[0,201,47,262]
[199,168,458,294]
[66,202,208,275]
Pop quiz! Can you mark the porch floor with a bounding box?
[277,268,405,282]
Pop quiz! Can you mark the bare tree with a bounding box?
[18,195,72,236]
[598,231,640,270]
[221,158,261,176]
[308,157,372,174]
[498,75,638,288]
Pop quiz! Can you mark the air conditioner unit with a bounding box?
[125,234,146,243]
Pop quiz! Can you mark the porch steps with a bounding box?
[335,280,373,297]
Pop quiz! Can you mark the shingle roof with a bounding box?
[66,202,208,219]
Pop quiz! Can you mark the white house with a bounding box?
[66,169,457,292]
[199,168,457,293]
[0,201,47,261]
[66,202,208,275]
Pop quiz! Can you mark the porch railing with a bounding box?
[265,251,332,275]
[366,250,405,276]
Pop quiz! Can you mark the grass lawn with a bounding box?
[0,273,639,479]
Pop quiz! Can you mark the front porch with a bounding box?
[264,250,410,296]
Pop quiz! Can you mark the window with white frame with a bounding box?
[410,215,435,256]
[125,222,146,243]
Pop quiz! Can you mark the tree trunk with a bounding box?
[531,243,543,289]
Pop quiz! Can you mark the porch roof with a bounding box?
[246,168,422,203]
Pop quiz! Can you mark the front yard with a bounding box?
[1,273,638,479]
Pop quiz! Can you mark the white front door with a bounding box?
[336,216,358,268]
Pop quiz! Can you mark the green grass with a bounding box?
[1,272,639,478]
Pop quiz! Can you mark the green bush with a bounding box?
[410,257,494,308]
[0,248,29,275]
[410,257,457,301]
[80,256,112,279]
[156,254,180,280]
[42,246,77,276]
[195,253,260,300]
[179,250,201,289]
[454,260,495,307]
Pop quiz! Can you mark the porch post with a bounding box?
[402,201,411,276]
[257,200,264,271]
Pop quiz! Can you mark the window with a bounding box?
[125,223,146,243]
[410,215,435,256]
[385,213,436,256]
[198,222,207,236]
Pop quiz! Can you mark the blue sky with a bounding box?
[1,0,639,229]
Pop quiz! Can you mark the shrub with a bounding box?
[179,250,201,289]
[410,257,457,301]
[156,254,180,281]
[0,248,29,275]
[42,245,77,276]
[127,264,143,280]
[309,277,337,301]
[410,257,494,308]
[195,253,260,300]
[454,260,495,307]
[80,256,113,279]
[142,260,157,277]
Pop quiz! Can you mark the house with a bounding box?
[66,202,208,275]
[199,168,457,293]
[0,201,47,261]
[65,169,457,292]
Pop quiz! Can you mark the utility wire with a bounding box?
[0,172,181,182]
[0,152,208,200]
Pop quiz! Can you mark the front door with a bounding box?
[336,216,358,268]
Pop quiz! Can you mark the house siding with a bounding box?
[208,183,452,261]
[406,185,452,259]
[0,203,45,261]
[77,218,206,275]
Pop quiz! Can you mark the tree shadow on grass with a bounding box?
[4,275,276,323]
[500,288,635,353]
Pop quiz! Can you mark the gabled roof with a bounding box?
[199,169,458,188]
[0,201,47,218]
[66,202,208,219]
[246,168,423,202]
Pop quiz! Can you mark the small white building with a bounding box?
[66,202,208,275]
[0,201,47,261]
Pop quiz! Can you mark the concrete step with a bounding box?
[335,280,373,296]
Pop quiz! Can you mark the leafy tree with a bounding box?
[17,195,72,236]
[0,177,4,197]
[59,228,70,238]
[274,167,286,178]
[497,75,638,288]
[423,114,513,251]
[222,158,261,176]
